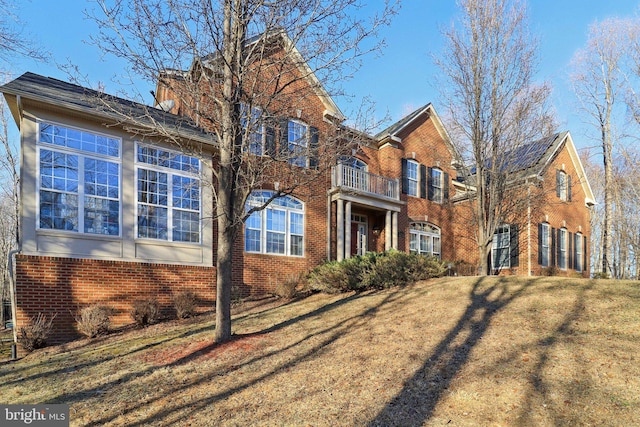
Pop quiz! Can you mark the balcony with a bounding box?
[331,164,400,201]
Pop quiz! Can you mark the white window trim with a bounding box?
[245,192,305,257]
[558,171,568,201]
[431,167,443,203]
[36,121,122,238]
[242,105,266,156]
[575,232,583,273]
[406,159,419,197]
[135,142,202,244]
[559,227,568,270]
[492,224,511,270]
[409,222,441,259]
[541,223,550,267]
[288,119,309,168]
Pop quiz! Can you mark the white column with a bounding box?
[392,211,398,250]
[337,200,344,261]
[385,210,392,251]
[345,202,352,259]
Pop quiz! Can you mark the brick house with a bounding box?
[451,132,596,276]
[1,47,594,342]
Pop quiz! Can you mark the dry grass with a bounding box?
[0,276,639,426]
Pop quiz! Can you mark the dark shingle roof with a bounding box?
[375,104,431,140]
[1,72,215,145]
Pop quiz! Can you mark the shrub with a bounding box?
[308,251,446,294]
[592,271,610,279]
[173,291,198,319]
[542,265,560,277]
[18,313,56,351]
[409,255,447,281]
[274,274,304,299]
[131,298,160,327]
[307,255,369,294]
[361,250,413,289]
[75,305,111,338]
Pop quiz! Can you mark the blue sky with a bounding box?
[7,0,640,150]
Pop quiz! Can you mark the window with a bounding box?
[136,144,201,243]
[245,190,304,256]
[575,232,583,272]
[557,170,571,201]
[241,105,265,155]
[559,228,567,269]
[429,168,443,203]
[338,156,367,171]
[538,223,550,267]
[492,225,511,269]
[38,122,121,236]
[406,160,418,197]
[288,120,308,167]
[409,223,441,259]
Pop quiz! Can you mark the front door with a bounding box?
[351,215,368,256]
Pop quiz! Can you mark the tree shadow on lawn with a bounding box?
[368,276,533,426]
[68,289,405,426]
[0,320,215,389]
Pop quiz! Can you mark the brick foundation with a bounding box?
[15,255,216,344]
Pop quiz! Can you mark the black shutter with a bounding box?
[557,228,562,268]
[510,224,519,267]
[551,227,557,266]
[567,175,572,201]
[308,126,319,169]
[420,165,427,199]
[538,223,543,265]
[443,172,450,202]
[556,170,561,198]
[426,167,433,200]
[583,235,588,273]
[265,121,276,157]
[401,158,408,195]
[279,118,289,158]
[568,232,574,270]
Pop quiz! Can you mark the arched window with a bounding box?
[338,156,367,171]
[409,222,441,258]
[245,191,304,256]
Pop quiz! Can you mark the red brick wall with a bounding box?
[449,141,592,277]
[15,255,216,344]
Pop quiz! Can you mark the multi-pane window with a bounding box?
[559,227,568,269]
[288,120,309,167]
[38,122,120,236]
[409,223,441,259]
[245,190,304,256]
[492,225,511,269]
[540,223,550,267]
[430,168,443,203]
[241,105,265,155]
[136,144,201,243]
[558,170,568,201]
[575,232,583,272]
[406,160,418,197]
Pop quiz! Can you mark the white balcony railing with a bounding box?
[331,164,399,200]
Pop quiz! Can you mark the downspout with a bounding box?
[327,194,332,261]
[8,249,19,359]
[527,184,531,276]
